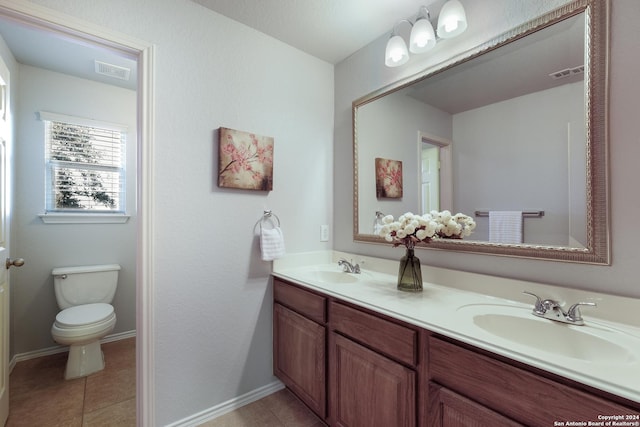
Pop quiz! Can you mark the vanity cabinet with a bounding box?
[273,277,640,427]
[427,336,640,427]
[329,301,418,427]
[273,279,327,418]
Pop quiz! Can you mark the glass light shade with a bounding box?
[410,18,436,53]
[385,35,409,67]
[437,0,468,39]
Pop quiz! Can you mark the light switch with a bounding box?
[320,225,329,242]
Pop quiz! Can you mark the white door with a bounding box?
[421,143,440,213]
[0,51,12,426]
[0,135,7,427]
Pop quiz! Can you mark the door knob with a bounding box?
[6,258,25,269]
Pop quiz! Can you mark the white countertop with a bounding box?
[273,251,640,405]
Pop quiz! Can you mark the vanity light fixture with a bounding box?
[385,1,467,67]
[385,20,411,67]
[437,0,468,39]
[410,7,436,53]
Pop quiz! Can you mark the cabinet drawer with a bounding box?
[330,301,417,367]
[274,279,326,324]
[429,337,639,427]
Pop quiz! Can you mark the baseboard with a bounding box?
[9,330,136,372]
[165,380,285,427]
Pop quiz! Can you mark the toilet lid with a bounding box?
[55,303,114,327]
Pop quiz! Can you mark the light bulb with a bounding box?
[443,18,458,33]
[390,49,403,62]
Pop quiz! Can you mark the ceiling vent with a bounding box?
[94,60,131,81]
[549,65,584,80]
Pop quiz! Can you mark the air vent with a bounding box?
[94,60,131,81]
[549,65,584,80]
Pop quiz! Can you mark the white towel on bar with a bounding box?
[260,226,286,261]
[489,211,523,244]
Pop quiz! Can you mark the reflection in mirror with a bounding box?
[354,0,609,264]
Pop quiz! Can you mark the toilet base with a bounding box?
[64,340,105,380]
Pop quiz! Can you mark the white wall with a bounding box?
[22,0,335,424]
[11,65,137,354]
[335,0,640,298]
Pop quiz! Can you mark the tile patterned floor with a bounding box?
[6,337,136,427]
[6,337,323,427]
[197,388,325,427]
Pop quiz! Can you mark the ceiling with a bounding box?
[0,0,444,90]
[191,0,447,64]
[404,13,584,114]
[0,1,583,110]
[0,16,137,90]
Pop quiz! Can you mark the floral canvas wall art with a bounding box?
[375,157,403,199]
[218,127,274,191]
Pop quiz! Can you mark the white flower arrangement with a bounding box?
[379,210,476,249]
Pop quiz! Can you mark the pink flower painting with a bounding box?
[218,127,274,191]
[375,157,403,199]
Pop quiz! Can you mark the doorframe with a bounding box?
[0,1,155,425]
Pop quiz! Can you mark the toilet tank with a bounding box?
[52,264,121,310]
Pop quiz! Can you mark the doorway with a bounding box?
[0,3,154,425]
[418,131,453,213]
[421,141,440,213]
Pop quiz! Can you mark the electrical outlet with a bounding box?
[320,225,329,242]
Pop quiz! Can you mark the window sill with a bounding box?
[39,213,130,224]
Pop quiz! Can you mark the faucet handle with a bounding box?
[566,302,597,323]
[523,291,546,315]
[338,258,360,273]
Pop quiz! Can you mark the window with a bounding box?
[41,112,126,214]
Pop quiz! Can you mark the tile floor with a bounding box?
[197,388,325,427]
[6,337,324,427]
[6,337,136,427]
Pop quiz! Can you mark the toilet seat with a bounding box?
[52,303,116,342]
[55,303,114,327]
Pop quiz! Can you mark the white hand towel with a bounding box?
[260,226,286,261]
[489,211,523,244]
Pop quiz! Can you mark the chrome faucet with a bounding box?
[338,258,360,274]
[523,291,596,326]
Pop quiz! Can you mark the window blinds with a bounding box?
[41,112,126,213]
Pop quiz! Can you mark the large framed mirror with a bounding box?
[353,0,609,264]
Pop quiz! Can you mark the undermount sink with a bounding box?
[299,270,360,284]
[458,304,639,364]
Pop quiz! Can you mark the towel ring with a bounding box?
[261,210,280,229]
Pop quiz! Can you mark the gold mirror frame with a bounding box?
[353,0,610,264]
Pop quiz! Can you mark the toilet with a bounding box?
[51,264,120,380]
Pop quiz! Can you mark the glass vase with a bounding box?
[397,248,423,292]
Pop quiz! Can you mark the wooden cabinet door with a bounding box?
[273,303,326,418]
[428,383,522,427]
[330,332,416,427]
